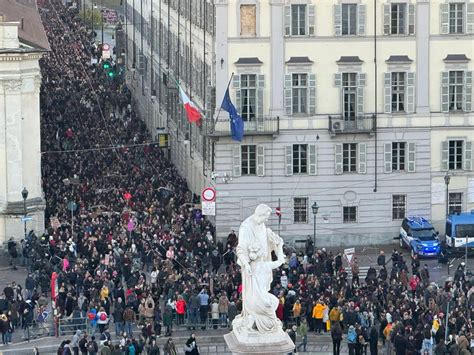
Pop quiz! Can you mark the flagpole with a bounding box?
[212,72,234,132]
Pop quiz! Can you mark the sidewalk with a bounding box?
[0,331,349,355]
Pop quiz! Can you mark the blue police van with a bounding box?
[399,216,440,258]
[444,211,474,256]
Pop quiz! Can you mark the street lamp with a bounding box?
[311,202,319,247]
[444,171,451,217]
[21,187,28,240]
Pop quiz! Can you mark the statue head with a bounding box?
[253,204,272,224]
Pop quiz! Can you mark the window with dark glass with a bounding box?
[448,140,463,170]
[293,144,308,174]
[343,143,357,172]
[343,206,357,223]
[241,145,256,175]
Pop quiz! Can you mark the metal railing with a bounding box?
[58,317,89,336]
[206,116,279,137]
[328,115,375,135]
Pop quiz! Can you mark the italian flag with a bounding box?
[178,83,202,123]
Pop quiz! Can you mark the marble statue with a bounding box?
[224,204,295,354]
[233,204,286,333]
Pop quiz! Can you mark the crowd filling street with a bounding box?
[0,1,473,355]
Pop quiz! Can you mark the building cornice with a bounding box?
[0,52,43,61]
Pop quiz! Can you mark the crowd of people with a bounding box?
[0,1,473,355]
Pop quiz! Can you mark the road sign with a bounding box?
[202,201,216,216]
[102,43,110,51]
[275,207,282,217]
[202,187,216,202]
[21,216,33,222]
[344,247,355,265]
[67,201,78,212]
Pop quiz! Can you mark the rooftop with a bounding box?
[0,0,50,51]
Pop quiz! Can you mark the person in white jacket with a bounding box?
[96,307,109,334]
[211,299,219,329]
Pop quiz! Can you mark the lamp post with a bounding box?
[311,202,319,247]
[21,187,28,240]
[444,172,452,274]
[444,171,451,218]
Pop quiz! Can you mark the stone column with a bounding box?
[4,79,24,202]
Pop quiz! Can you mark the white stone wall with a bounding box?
[0,22,45,244]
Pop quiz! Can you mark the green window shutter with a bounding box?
[467,3,474,34]
[257,145,265,177]
[440,4,449,34]
[383,4,391,35]
[408,142,416,173]
[441,141,449,171]
[384,72,392,114]
[408,4,415,35]
[406,72,415,114]
[334,5,342,36]
[285,5,291,36]
[257,74,265,119]
[441,72,450,113]
[357,73,365,116]
[285,74,293,116]
[335,144,343,175]
[463,71,472,112]
[233,146,241,177]
[308,144,317,175]
[308,74,316,116]
[233,74,241,115]
[464,141,472,171]
[358,143,367,174]
[358,4,366,35]
[285,146,293,176]
[308,5,315,36]
[384,143,392,173]
[334,73,342,87]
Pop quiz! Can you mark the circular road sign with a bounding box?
[202,187,216,202]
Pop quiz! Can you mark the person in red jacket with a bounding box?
[276,298,284,321]
[176,295,187,325]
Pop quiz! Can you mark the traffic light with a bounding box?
[101,60,116,78]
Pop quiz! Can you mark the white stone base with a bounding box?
[224,328,295,355]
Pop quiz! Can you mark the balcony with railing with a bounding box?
[328,115,375,135]
[205,116,280,137]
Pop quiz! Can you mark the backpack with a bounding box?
[99,313,107,321]
[347,331,357,343]
[289,256,298,269]
[87,341,96,353]
[88,312,96,321]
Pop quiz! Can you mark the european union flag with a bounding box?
[221,88,244,142]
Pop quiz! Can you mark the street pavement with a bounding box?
[0,332,347,355]
[0,242,468,354]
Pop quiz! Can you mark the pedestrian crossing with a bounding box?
[345,266,370,279]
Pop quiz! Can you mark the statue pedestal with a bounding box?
[224,329,295,355]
